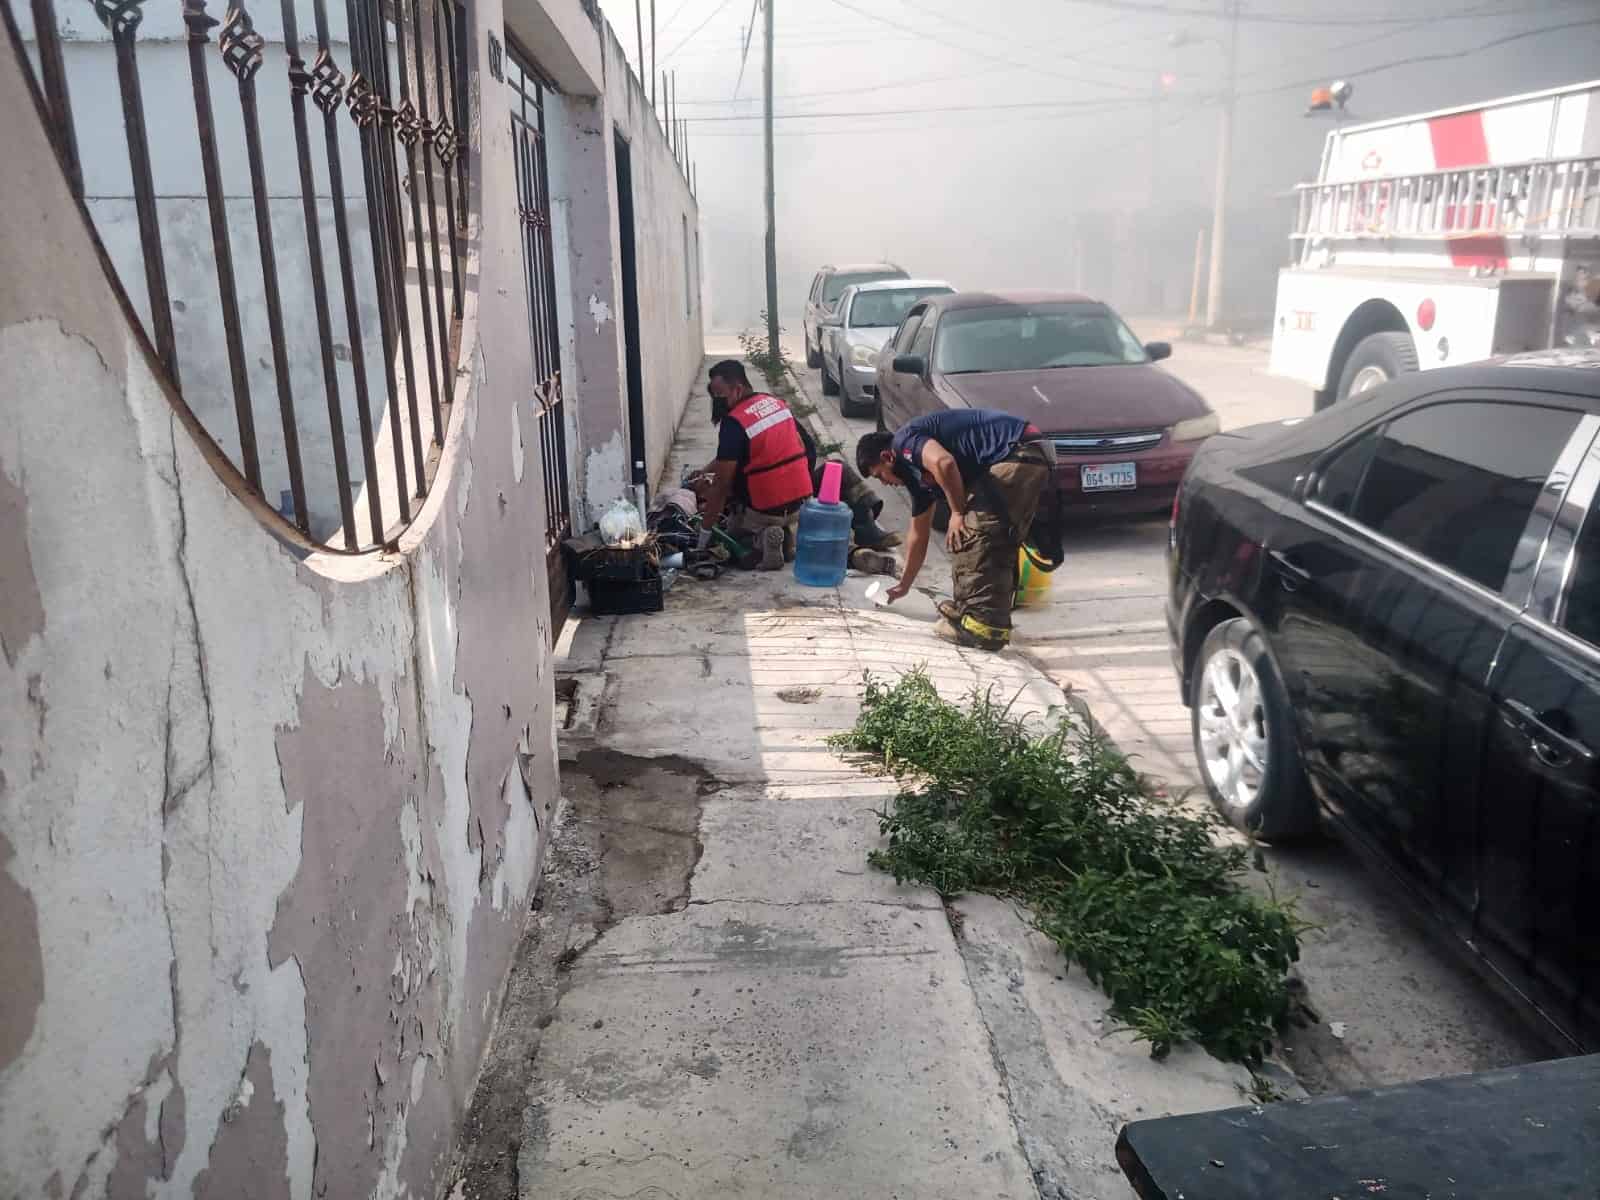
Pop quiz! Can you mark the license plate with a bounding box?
[1081,462,1137,492]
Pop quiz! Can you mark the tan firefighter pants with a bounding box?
[949,446,1052,648]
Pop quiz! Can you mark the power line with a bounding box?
[731,0,760,98]
[656,0,698,36]
[684,13,1600,139]
[684,94,1154,122]
[660,0,739,64]
[1240,16,1600,99]
[678,10,1150,105]
[687,102,1150,137]
[1055,0,1587,28]
[821,0,1150,94]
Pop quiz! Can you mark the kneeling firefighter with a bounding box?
[697,360,815,570]
[700,360,900,571]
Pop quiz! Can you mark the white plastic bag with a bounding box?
[598,498,644,546]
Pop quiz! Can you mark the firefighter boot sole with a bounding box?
[758,526,787,572]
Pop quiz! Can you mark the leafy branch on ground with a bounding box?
[829,669,1307,1065]
[738,316,843,458]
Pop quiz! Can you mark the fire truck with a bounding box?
[1270,79,1600,410]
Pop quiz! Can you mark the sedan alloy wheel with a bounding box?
[1196,647,1268,816]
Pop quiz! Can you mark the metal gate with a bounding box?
[506,39,572,636]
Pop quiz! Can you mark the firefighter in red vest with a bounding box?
[696,360,814,570]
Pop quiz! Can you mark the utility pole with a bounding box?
[1149,76,1164,209]
[634,0,644,90]
[669,71,677,154]
[763,0,779,360]
[1204,0,1239,330]
[650,0,657,108]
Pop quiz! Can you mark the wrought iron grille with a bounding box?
[506,40,571,559]
[4,0,470,551]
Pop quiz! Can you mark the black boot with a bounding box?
[851,499,902,549]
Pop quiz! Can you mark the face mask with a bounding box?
[709,388,729,423]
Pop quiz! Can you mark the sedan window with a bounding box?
[932,302,1148,373]
[823,270,904,304]
[1562,506,1600,648]
[1313,430,1380,514]
[1352,402,1582,593]
[849,288,951,329]
[893,311,926,353]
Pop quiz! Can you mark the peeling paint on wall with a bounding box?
[583,430,628,531]
[0,0,682,1193]
[267,669,442,1200]
[190,1042,290,1200]
[0,834,43,1071]
[0,460,44,667]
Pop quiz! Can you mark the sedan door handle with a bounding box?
[1501,698,1595,769]
[1268,550,1311,591]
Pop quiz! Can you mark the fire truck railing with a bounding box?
[1293,154,1600,254]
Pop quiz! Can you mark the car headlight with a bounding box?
[850,343,878,368]
[1170,412,1220,442]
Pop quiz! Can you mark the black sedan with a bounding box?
[1168,350,1600,1054]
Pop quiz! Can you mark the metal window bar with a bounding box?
[7,0,469,551]
[506,40,571,554]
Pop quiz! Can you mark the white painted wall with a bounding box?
[602,24,705,496]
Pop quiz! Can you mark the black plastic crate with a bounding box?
[588,574,663,615]
[563,537,658,583]
[592,548,658,583]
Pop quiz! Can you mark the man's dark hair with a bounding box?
[709,359,751,388]
[855,431,893,476]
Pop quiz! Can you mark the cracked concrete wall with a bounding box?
[0,1,565,1194]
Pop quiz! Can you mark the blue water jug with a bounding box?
[794,462,851,586]
[793,497,851,586]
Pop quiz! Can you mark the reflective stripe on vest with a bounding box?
[730,393,813,512]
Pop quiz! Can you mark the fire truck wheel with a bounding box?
[1336,331,1418,402]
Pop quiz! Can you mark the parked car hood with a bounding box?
[845,326,895,351]
[942,364,1208,431]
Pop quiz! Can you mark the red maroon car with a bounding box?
[874,291,1218,517]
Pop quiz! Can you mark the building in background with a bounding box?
[0,0,699,1194]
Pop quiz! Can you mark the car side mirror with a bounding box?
[822,312,842,327]
[1145,341,1172,362]
[892,353,926,376]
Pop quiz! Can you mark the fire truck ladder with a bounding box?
[1292,154,1600,259]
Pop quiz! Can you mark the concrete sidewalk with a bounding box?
[479,375,1260,1200]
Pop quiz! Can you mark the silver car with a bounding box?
[803,263,907,370]
[820,279,955,418]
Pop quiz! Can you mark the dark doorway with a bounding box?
[613,130,647,489]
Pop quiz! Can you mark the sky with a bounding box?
[595,0,1600,332]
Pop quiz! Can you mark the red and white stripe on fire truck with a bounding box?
[1272,80,1600,407]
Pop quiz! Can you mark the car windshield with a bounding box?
[848,287,950,329]
[933,302,1149,373]
[823,270,905,304]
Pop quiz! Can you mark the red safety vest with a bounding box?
[729,392,813,512]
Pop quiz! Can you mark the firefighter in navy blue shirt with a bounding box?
[856,409,1054,649]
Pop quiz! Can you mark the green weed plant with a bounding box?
[830,669,1305,1064]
